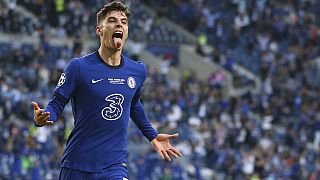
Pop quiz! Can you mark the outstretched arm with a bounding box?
[32,94,67,127]
[130,90,182,161]
[32,58,78,127]
[131,64,182,161]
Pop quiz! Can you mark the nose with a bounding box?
[115,21,122,27]
[116,24,122,28]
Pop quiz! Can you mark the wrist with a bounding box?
[149,133,158,142]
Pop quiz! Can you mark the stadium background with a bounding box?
[1,0,320,179]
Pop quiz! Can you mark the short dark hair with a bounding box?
[96,1,131,25]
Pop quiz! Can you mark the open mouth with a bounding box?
[112,31,123,39]
[112,31,123,48]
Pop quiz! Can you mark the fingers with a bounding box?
[36,109,44,116]
[158,148,182,162]
[44,121,54,125]
[152,134,182,162]
[35,112,52,126]
[35,119,53,126]
[156,150,165,161]
[169,147,182,157]
[32,102,53,127]
[31,101,40,110]
[167,149,179,158]
[161,150,171,162]
[39,112,50,121]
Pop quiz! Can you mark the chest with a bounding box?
[78,65,141,103]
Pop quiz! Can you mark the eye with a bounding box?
[108,18,116,23]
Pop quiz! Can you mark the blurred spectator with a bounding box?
[196,33,208,56]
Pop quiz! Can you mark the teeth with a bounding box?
[113,31,123,38]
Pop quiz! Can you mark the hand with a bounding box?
[151,133,182,162]
[32,101,53,126]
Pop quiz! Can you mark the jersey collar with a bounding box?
[95,51,124,69]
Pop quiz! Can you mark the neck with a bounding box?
[98,46,122,66]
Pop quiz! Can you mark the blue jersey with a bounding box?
[44,51,158,172]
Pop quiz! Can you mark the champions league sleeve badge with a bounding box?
[57,73,66,87]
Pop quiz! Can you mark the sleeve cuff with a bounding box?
[148,132,158,142]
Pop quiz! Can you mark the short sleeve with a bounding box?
[54,58,79,101]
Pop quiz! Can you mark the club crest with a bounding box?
[127,77,136,89]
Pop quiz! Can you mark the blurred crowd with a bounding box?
[0,1,40,35]
[144,0,320,73]
[0,0,254,88]
[11,0,191,44]
[1,0,320,180]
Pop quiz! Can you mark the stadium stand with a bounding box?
[1,0,320,179]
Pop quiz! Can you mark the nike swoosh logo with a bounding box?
[92,79,104,84]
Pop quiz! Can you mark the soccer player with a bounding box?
[31,1,182,179]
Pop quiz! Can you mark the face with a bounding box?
[96,11,129,51]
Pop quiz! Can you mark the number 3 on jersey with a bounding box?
[101,94,124,120]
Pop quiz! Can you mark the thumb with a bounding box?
[31,101,40,110]
[158,133,179,140]
[167,133,179,139]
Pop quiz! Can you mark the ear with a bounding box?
[96,26,102,36]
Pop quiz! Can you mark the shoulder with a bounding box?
[123,55,147,73]
[123,55,147,82]
[65,57,79,70]
[66,52,99,70]
[75,52,96,63]
[64,52,96,72]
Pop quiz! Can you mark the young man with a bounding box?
[32,1,182,179]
